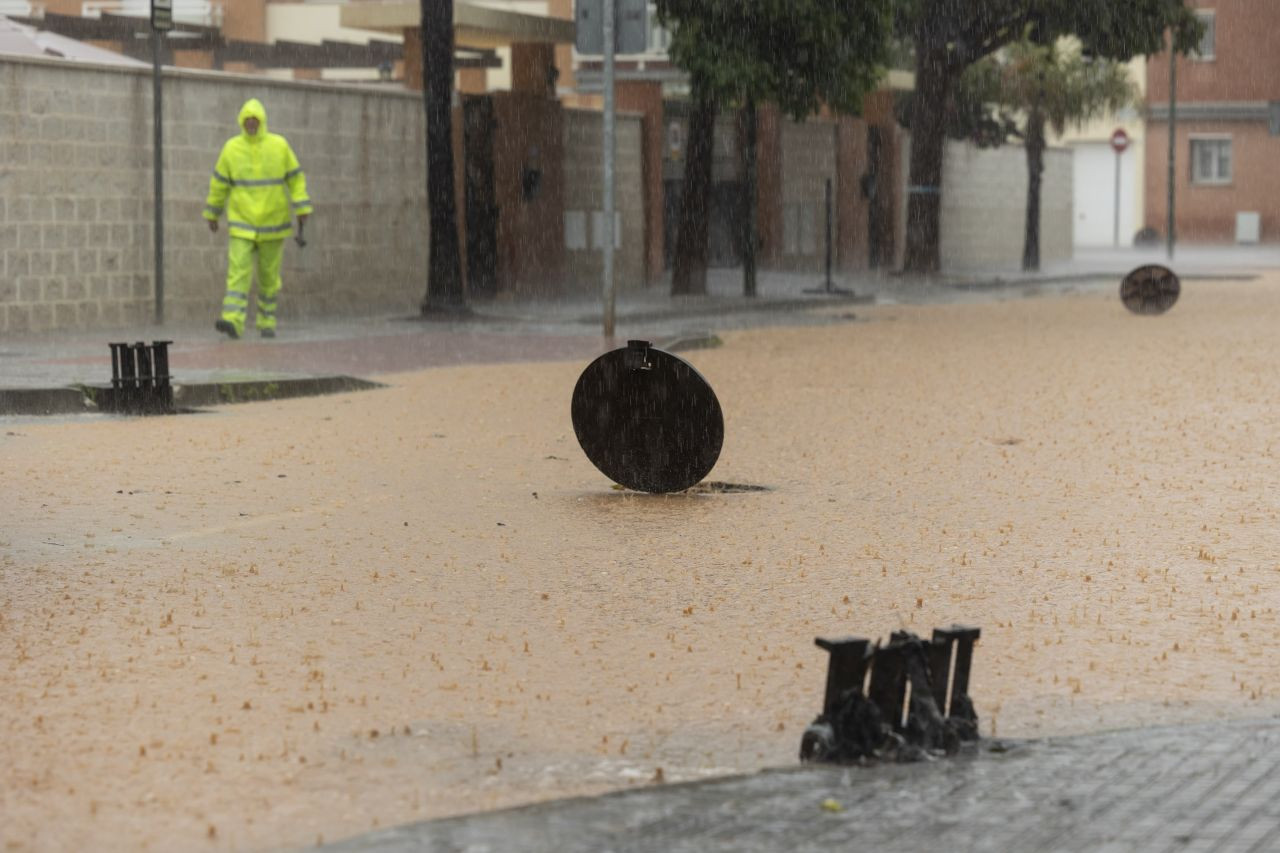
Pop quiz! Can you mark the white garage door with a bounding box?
[1073,142,1137,247]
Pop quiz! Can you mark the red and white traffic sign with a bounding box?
[1110,128,1131,154]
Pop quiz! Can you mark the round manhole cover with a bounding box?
[1120,264,1180,315]
[571,340,723,493]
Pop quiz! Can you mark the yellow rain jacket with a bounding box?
[203,98,312,241]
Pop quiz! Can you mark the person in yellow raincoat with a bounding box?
[203,98,312,339]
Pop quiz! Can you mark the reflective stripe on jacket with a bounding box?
[203,98,313,242]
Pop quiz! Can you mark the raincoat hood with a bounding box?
[238,98,268,139]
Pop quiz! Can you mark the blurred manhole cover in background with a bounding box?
[1120,264,1180,315]
[572,340,724,493]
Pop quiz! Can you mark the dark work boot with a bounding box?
[215,319,239,340]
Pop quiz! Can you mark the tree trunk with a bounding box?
[1022,106,1046,272]
[741,96,758,298]
[671,78,716,296]
[902,43,953,275]
[421,0,467,314]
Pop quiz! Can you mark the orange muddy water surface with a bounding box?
[4,278,1280,850]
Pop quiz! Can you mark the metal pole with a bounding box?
[742,97,757,298]
[824,178,833,291]
[602,0,616,339]
[1113,148,1121,248]
[152,31,165,325]
[1166,39,1177,261]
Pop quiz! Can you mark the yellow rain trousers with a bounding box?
[223,238,284,336]
[204,98,312,335]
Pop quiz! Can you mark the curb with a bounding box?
[939,269,1260,290]
[0,376,384,417]
[576,293,874,326]
[657,333,723,353]
[0,387,90,416]
[171,375,384,408]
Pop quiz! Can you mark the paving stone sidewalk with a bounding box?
[322,716,1280,853]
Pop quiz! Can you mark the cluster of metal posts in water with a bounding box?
[801,626,982,762]
[105,341,175,415]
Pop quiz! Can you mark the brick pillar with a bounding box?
[171,50,215,70]
[756,103,784,267]
[458,67,487,94]
[491,93,566,296]
[861,90,902,270]
[511,43,557,97]
[402,26,422,91]
[836,115,869,271]
[616,81,665,284]
[545,0,576,96]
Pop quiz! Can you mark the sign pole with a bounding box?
[575,0,646,339]
[602,0,616,340]
[1109,128,1129,248]
[1113,148,1122,248]
[1166,40,1177,261]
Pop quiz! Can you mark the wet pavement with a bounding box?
[7,247,1280,850]
[323,716,1280,853]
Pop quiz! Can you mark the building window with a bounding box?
[1190,137,1232,184]
[646,3,672,54]
[1194,10,1215,60]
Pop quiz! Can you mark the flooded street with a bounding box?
[4,277,1280,850]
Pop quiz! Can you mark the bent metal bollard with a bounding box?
[571,339,724,493]
[800,625,981,764]
[104,340,175,415]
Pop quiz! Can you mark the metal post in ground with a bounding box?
[824,178,832,289]
[804,177,853,296]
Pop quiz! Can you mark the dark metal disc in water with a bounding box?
[1120,264,1180,315]
[571,340,724,493]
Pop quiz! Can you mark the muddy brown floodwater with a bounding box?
[4,277,1280,850]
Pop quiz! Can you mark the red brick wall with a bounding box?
[1147,0,1280,104]
[1145,0,1280,243]
[1144,121,1280,243]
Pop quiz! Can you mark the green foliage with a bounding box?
[893,0,1204,68]
[893,62,1019,148]
[655,0,895,118]
[986,39,1138,136]
[901,35,1138,146]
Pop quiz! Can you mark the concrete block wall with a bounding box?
[894,134,1073,273]
[780,119,839,271]
[561,108,645,295]
[0,54,427,334]
[939,143,1072,271]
